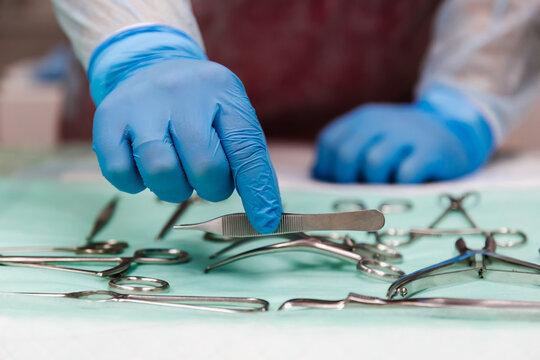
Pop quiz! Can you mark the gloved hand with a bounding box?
[88,26,282,233]
[313,85,494,183]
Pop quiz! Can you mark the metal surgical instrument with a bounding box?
[333,198,413,214]
[86,196,119,243]
[205,233,405,280]
[82,195,128,254]
[175,210,385,237]
[156,196,200,241]
[0,240,129,255]
[279,293,540,311]
[0,248,189,292]
[387,235,540,300]
[9,290,269,313]
[375,192,527,247]
[209,233,403,263]
[0,196,128,255]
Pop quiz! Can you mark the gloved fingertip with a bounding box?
[197,185,234,203]
[104,171,146,194]
[153,188,193,204]
[250,202,283,234]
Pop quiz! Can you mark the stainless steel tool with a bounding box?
[7,290,269,313]
[0,248,189,293]
[279,293,540,311]
[175,210,385,237]
[155,196,200,241]
[205,233,404,280]
[86,196,120,243]
[386,235,540,300]
[375,192,527,247]
[332,198,413,214]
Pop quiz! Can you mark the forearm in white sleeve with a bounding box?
[51,0,204,69]
[417,0,540,144]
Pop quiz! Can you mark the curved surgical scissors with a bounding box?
[12,290,269,313]
[375,192,527,247]
[205,234,405,280]
[333,198,413,214]
[0,248,189,292]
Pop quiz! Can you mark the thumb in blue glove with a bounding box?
[313,84,494,183]
[89,26,282,233]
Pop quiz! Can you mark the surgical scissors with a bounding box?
[9,290,269,313]
[0,248,189,292]
[205,233,405,280]
[0,196,128,255]
[375,192,527,247]
[386,235,540,300]
[0,240,129,255]
[279,293,540,311]
[333,198,413,214]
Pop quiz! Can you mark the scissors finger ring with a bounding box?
[109,276,170,293]
[133,248,190,264]
[356,258,405,280]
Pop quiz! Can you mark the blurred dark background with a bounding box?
[0,0,538,151]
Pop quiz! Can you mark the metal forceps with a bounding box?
[0,248,189,292]
[376,192,527,247]
[205,233,405,280]
[10,290,269,313]
[279,293,540,311]
[333,198,413,214]
[175,210,385,237]
[386,235,540,300]
[208,232,403,263]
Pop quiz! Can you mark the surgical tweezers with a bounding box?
[279,293,540,311]
[376,192,527,247]
[8,290,269,313]
[205,233,405,280]
[387,235,540,300]
[175,210,385,237]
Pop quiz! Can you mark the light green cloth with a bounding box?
[0,179,539,359]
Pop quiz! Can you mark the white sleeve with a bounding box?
[51,0,204,69]
[417,0,540,144]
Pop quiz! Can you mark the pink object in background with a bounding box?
[0,61,64,148]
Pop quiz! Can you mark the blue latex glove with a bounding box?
[88,25,282,233]
[313,85,494,183]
